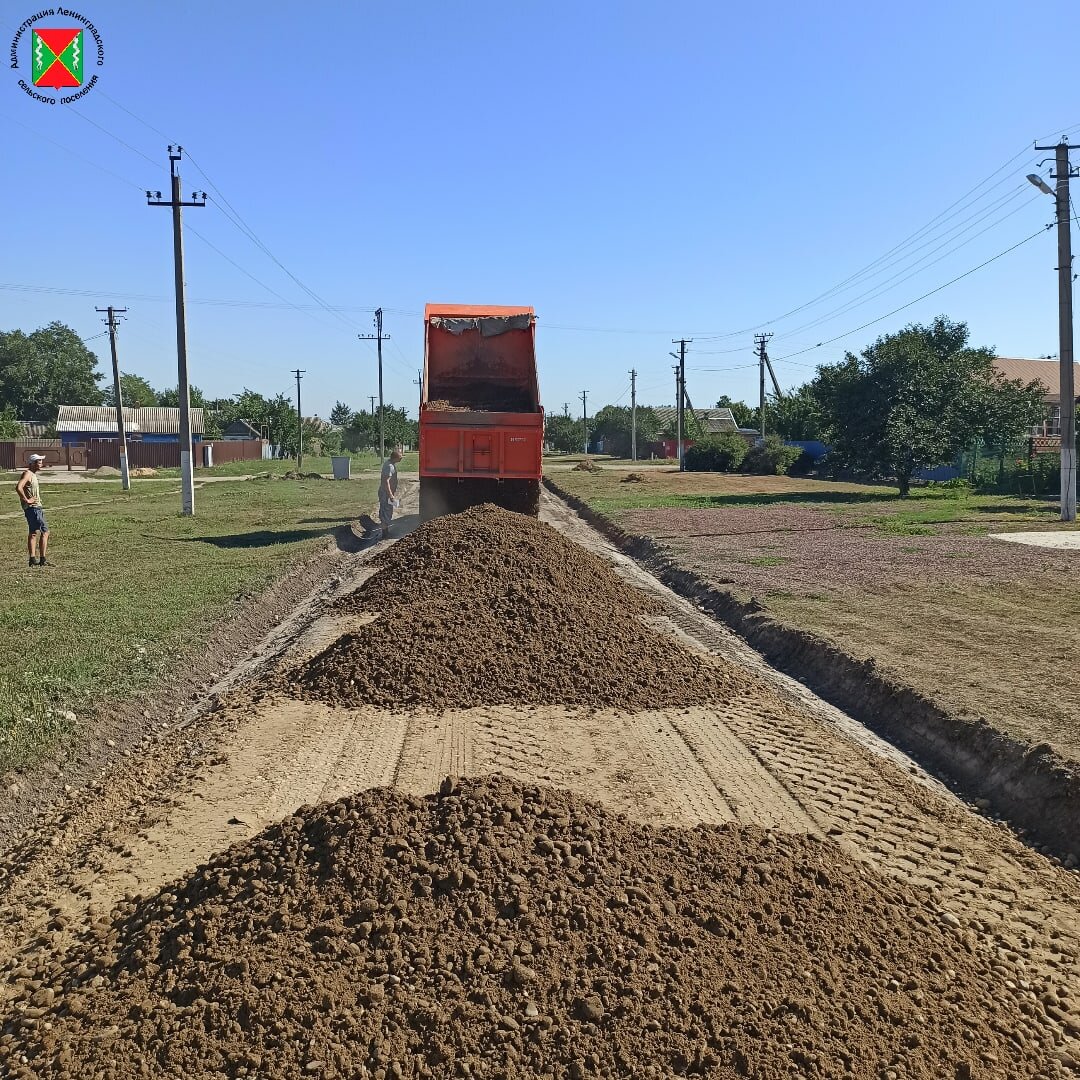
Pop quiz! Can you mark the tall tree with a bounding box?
[544,413,581,453]
[0,322,104,421]
[329,400,354,428]
[810,317,1022,496]
[103,372,158,409]
[589,404,661,457]
[768,385,826,441]
[714,395,755,430]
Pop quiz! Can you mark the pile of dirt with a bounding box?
[129,467,158,477]
[282,470,328,481]
[425,400,471,413]
[284,505,743,709]
[621,472,647,483]
[90,465,121,477]
[1,777,1058,1079]
[572,459,602,472]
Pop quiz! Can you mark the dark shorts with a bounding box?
[24,506,48,534]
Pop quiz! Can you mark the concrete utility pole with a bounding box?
[563,403,570,418]
[96,305,130,490]
[359,309,391,461]
[292,369,305,469]
[1032,138,1078,521]
[754,333,774,439]
[369,395,377,416]
[580,390,590,454]
[629,368,638,461]
[147,147,205,517]
[670,339,690,470]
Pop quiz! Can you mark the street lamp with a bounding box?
[1027,149,1077,522]
[1026,173,1054,196]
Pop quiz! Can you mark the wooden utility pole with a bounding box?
[369,395,377,416]
[580,390,590,454]
[754,333,774,439]
[629,368,638,461]
[147,147,205,516]
[96,305,130,490]
[359,309,391,461]
[670,339,690,469]
[292,369,305,469]
[1033,138,1078,521]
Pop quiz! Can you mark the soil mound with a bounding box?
[572,459,602,472]
[91,465,121,477]
[2,778,1055,1079]
[621,472,647,483]
[426,399,470,412]
[285,505,742,709]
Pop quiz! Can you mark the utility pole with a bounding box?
[96,305,130,490]
[629,368,638,461]
[563,403,570,418]
[1033,138,1078,521]
[369,395,377,416]
[292,369,305,469]
[147,147,205,516]
[754,333,774,440]
[580,390,590,454]
[670,339,690,469]
[358,309,391,461]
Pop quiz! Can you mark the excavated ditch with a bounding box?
[284,505,745,710]
[1,777,1063,1079]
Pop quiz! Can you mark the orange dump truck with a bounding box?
[419,304,543,520]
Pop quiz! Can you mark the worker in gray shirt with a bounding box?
[379,446,403,539]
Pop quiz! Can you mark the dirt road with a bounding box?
[1,486,1078,1068]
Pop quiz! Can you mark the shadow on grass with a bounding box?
[973,501,1058,515]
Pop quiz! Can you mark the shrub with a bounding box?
[684,434,748,472]
[742,435,804,476]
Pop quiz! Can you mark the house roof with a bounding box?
[651,406,740,434]
[16,421,50,437]
[993,357,1080,400]
[223,418,262,438]
[56,406,205,435]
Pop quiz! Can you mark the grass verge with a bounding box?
[0,475,376,772]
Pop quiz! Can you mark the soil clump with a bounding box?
[1,777,1058,1079]
[621,472,647,483]
[572,460,602,472]
[285,505,742,710]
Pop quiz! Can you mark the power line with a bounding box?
[773,225,1052,364]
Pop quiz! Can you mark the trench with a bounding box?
[545,476,1080,863]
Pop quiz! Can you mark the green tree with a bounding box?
[544,413,581,453]
[810,317,1009,496]
[103,372,158,410]
[976,373,1049,487]
[714,395,756,430]
[0,322,105,421]
[589,404,662,457]
[156,384,209,409]
[768,385,826,441]
[329,400,354,428]
[342,405,416,455]
[0,406,21,439]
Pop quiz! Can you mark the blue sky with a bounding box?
[2,0,1078,420]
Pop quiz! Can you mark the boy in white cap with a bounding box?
[16,454,50,567]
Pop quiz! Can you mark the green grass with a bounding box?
[736,554,788,567]
[0,475,376,772]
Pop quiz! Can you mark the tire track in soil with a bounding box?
[539,487,1080,1060]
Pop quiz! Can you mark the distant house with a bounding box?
[220,418,262,441]
[646,406,758,459]
[993,357,1080,453]
[55,406,205,446]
